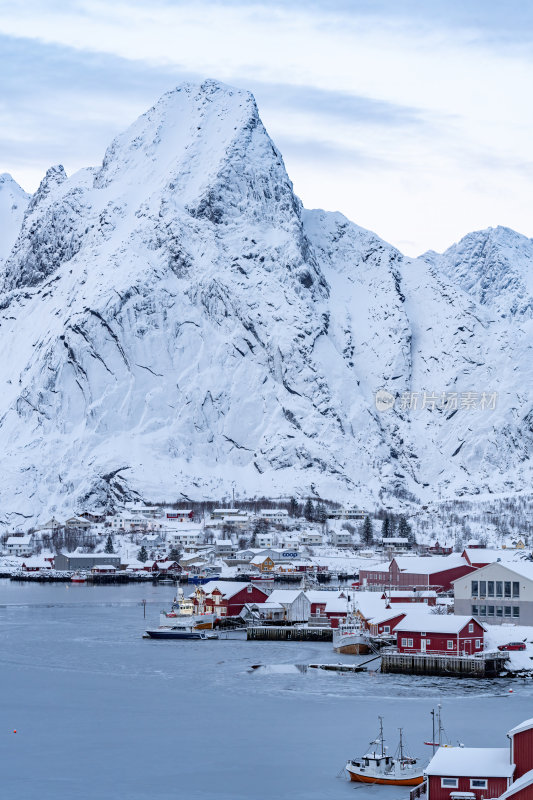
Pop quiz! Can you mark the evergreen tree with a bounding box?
[361,516,374,546]
[303,498,314,522]
[168,546,181,562]
[289,497,299,518]
[138,545,148,563]
[381,517,390,540]
[398,515,416,546]
[315,503,327,525]
[104,535,114,554]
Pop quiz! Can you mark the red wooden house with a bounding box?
[424,746,514,800]
[360,556,475,592]
[395,614,485,655]
[193,581,269,617]
[381,590,437,606]
[368,609,407,636]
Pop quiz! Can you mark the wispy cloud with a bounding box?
[0,0,531,254]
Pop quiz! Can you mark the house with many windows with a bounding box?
[453,561,533,625]
[394,613,485,655]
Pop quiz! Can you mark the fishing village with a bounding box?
[3,499,533,799]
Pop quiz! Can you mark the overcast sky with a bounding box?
[1,0,532,254]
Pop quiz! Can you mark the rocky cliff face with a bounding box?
[0,80,532,524]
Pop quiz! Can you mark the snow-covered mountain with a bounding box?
[0,173,29,265]
[0,79,532,525]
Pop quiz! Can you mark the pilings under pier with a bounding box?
[381,651,509,678]
[247,626,333,642]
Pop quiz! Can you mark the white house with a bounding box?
[255,589,311,622]
[258,509,289,524]
[214,539,236,557]
[327,507,367,520]
[453,560,533,625]
[167,530,203,549]
[256,533,274,548]
[331,530,353,547]
[299,531,323,546]
[6,535,33,556]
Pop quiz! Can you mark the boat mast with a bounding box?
[431,708,436,756]
[438,704,443,747]
[379,716,385,757]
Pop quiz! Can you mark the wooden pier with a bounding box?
[381,651,509,678]
[247,626,333,642]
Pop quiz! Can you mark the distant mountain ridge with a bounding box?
[0,79,532,525]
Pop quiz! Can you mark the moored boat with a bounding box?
[71,572,87,583]
[332,610,369,655]
[345,717,425,786]
[145,627,217,640]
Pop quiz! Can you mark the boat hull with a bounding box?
[334,642,370,655]
[145,629,208,640]
[346,765,424,786]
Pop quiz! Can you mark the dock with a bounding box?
[247,626,333,642]
[381,651,509,678]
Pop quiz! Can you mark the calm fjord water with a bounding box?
[0,580,528,800]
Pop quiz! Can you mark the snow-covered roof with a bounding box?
[463,548,515,564]
[267,589,307,605]
[454,560,533,583]
[325,596,349,613]
[393,555,467,573]
[499,767,533,799]
[425,746,514,778]
[384,590,437,598]
[396,613,486,634]
[7,535,32,545]
[200,580,256,597]
[215,539,233,545]
[508,718,533,738]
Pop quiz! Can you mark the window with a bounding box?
[480,581,486,597]
[504,606,512,617]
[496,581,503,598]
[471,779,488,789]
[447,640,454,650]
[471,580,479,597]
[488,581,494,597]
[401,638,407,647]
[513,607,520,618]
[480,605,487,616]
[472,604,478,615]
[475,639,481,648]
[496,606,503,617]
[247,585,253,593]
[407,638,413,647]
[488,605,495,616]
[513,582,520,598]
[384,626,390,633]
[505,581,511,598]
[468,623,474,632]
[441,778,458,788]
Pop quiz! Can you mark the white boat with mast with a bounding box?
[332,603,370,655]
[345,716,425,786]
[158,588,217,630]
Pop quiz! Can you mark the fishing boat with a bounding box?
[159,588,217,630]
[332,609,369,655]
[345,717,425,786]
[71,572,87,583]
[145,626,217,640]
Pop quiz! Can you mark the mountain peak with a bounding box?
[436,225,533,316]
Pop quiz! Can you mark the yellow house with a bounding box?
[250,555,274,572]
